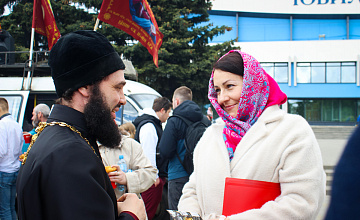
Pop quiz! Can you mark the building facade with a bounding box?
[209,0,360,125]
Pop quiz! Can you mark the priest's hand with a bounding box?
[117,193,146,220]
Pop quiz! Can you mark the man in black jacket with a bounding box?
[16,31,145,220]
[158,86,205,210]
[133,97,171,219]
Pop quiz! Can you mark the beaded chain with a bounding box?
[22,121,97,165]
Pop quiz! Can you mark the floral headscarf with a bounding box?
[208,50,287,160]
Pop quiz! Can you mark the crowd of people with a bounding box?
[0,30,358,220]
[133,97,171,219]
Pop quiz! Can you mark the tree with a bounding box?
[121,0,238,105]
[0,0,237,105]
[0,0,135,52]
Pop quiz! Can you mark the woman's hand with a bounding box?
[108,165,127,185]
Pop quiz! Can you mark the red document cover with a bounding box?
[222,177,281,216]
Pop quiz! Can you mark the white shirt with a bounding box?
[0,115,23,173]
[139,108,159,178]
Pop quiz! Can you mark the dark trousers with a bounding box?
[142,177,166,220]
[168,176,189,210]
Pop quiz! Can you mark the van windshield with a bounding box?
[115,93,161,125]
[129,94,161,109]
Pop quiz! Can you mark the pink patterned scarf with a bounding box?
[208,50,287,160]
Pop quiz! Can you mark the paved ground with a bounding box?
[317,196,331,220]
[316,138,349,220]
[318,139,348,166]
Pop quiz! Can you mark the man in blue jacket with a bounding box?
[158,86,204,210]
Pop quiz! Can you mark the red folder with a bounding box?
[222,177,281,216]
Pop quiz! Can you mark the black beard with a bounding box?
[84,84,121,148]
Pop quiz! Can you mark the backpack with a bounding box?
[171,115,211,175]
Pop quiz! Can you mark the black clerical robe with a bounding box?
[16,104,135,220]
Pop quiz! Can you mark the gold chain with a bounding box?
[22,121,97,165]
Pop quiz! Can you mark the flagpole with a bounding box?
[94,18,100,31]
[25,27,35,90]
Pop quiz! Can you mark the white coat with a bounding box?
[178,105,326,220]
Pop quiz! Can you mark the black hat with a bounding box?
[49,30,125,97]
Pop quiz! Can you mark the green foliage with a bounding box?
[0,0,238,105]
[122,0,239,104]
[0,0,104,50]
[15,44,29,62]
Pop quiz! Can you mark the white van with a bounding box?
[118,79,161,125]
[0,76,161,130]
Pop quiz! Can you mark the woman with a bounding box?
[119,122,136,139]
[178,50,326,219]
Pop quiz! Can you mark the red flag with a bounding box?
[98,0,163,67]
[32,0,61,50]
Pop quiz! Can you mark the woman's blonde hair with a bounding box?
[119,122,136,139]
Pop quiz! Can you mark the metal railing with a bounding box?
[0,50,50,66]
